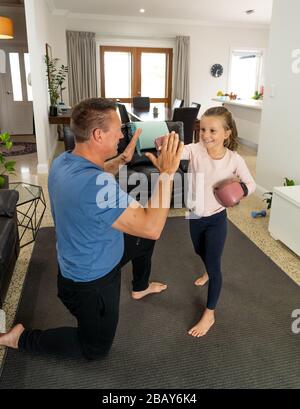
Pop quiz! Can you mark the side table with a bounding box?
[9,182,46,248]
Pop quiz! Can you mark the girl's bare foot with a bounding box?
[132,282,168,300]
[0,324,25,349]
[188,309,215,337]
[194,272,209,286]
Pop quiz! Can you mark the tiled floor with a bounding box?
[1,138,299,366]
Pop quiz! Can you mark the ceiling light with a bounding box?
[245,9,255,15]
[0,16,14,39]
[140,9,145,13]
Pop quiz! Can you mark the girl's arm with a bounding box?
[235,154,256,196]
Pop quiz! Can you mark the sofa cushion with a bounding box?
[128,121,169,155]
[0,190,19,217]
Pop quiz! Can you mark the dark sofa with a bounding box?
[0,189,20,308]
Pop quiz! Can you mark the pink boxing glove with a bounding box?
[214,178,248,208]
[154,136,166,151]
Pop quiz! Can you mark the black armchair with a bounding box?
[117,121,188,206]
[0,189,20,308]
[62,122,189,207]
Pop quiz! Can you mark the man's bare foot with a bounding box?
[194,272,209,286]
[0,324,25,349]
[132,282,168,300]
[188,309,215,337]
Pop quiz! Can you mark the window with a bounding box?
[9,53,23,101]
[100,46,173,107]
[229,50,264,99]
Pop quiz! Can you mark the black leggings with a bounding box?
[18,235,155,361]
[189,210,227,310]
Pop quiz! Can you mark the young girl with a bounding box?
[181,106,256,338]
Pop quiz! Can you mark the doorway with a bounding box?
[0,48,33,135]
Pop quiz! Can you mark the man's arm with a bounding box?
[104,153,127,176]
[104,128,142,175]
[112,133,184,239]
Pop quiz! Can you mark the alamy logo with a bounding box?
[291,49,300,74]
[291,309,300,334]
[95,167,205,219]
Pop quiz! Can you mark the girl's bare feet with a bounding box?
[194,272,209,286]
[132,282,168,300]
[188,309,215,337]
[0,324,25,349]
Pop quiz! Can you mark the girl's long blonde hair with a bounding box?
[202,107,238,151]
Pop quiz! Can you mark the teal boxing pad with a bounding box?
[128,121,169,156]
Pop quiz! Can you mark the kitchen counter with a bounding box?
[212,97,263,147]
[212,97,263,110]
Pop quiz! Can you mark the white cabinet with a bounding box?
[269,186,300,256]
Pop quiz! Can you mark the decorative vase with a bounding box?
[50,105,58,116]
[0,175,9,189]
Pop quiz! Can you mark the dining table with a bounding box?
[127,104,200,142]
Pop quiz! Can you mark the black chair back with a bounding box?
[132,97,150,110]
[190,102,201,112]
[172,99,184,109]
[172,107,199,144]
[117,103,130,124]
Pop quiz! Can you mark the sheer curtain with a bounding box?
[174,36,190,107]
[66,31,98,106]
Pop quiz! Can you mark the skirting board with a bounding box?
[238,137,258,151]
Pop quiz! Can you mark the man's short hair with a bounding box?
[70,98,117,143]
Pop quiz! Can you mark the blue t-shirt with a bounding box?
[48,152,133,282]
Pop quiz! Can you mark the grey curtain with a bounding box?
[66,31,97,106]
[174,36,190,107]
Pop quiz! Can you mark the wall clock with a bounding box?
[211,64,223,78]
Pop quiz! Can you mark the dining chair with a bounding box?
[117,103,130,124]
[172,99,184,109]
[172,107,200,144]
[132,97,150,110]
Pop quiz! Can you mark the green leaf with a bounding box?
[0,175,5,188]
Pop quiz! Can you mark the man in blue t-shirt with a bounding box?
[0,98,183,360]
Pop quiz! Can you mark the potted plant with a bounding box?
[0,132,16,189]
[45,54,68,116]
[263,177,295,209]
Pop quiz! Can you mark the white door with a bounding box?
[0,49,33,135]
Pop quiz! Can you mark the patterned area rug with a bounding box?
[2,142,37,157]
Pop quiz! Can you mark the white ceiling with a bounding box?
[52,0,273,25]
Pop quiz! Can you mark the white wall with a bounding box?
[66,16,269,113]
[256,0,300,192]
[24,0,67,173]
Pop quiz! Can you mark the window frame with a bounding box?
[228,47,265,99]
[100,45,173,107]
